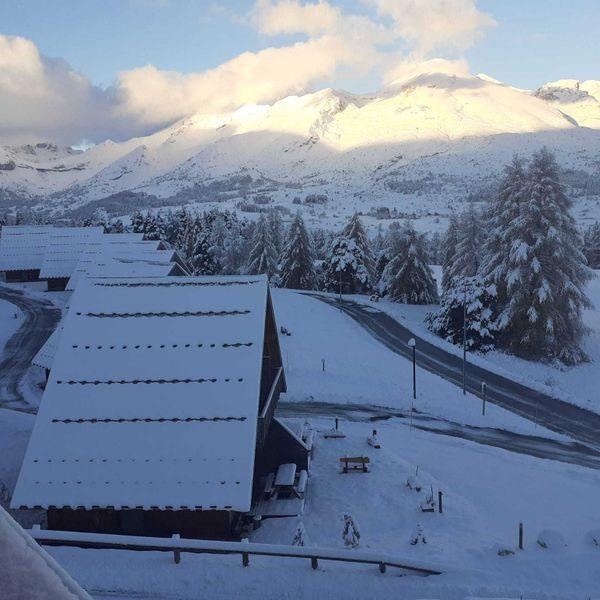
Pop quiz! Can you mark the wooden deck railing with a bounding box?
[28,528,443,576]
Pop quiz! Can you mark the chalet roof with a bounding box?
[66,239,163,291]
[0,507,91,600]
[13,275,273,513]
[39,227,104,280]
[32,324,63,370]
[0,225,54,272]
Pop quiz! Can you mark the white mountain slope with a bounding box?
[534,79,600,129]
[1,63,600,221]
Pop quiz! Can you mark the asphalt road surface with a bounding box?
[277,400,600,470]
[0,285,60,412]
[309,294,600,450]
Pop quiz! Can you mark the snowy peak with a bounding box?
[535,79,600,129]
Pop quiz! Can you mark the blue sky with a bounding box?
[2,0,598,91]
[1,0,599,144]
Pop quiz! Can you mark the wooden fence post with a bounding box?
[311,557,318,570]
[172,534,181,564]
[438,490,443,514]
[518,522,523,550]
[322,359,325,371]
[379,562,386,574]
[242,552,249,567]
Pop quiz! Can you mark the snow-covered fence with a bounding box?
[28,528,443,577]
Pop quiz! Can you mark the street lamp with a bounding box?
[408,338,416,400]
[462,277,467,395]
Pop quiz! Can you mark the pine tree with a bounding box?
[427,276,498,351]
[279,214,318,290]
[222,220,249,275]
[268,211,285,258]
[323,214,375,294]
[441,212,460,292]
[191,233,218,275]
[379,221,439,304]
[130,210,145,234]
[480,156,528,306]
[246,214,279,278]
[446,205,484,284]
[583,222,600,269]
[495,148,592,363]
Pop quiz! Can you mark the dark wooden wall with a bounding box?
[47,508,238,540]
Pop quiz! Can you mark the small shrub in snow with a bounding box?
[409,524,426,545]
[427,276,498,352]
[292,521,306,547]
[537,529,567,550]
[342,514,361,548]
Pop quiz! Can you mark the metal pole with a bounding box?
[462,278,467,395]
[408,339,416,401]
[412,346,416,400]
[481,381,486,416]
[338,265,342,309]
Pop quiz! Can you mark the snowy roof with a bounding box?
[65,239,163,290]
[32,324,63,370]
[0,507,91,600]
[39,227,104,280]
[13,275,271,512]
[0,225,54,272]
[84,250,187,281]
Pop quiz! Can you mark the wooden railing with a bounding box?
[28,528,443,576]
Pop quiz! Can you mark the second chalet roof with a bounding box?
[0,225,54,272]
[39,227,105,280]
[12,275,273,513]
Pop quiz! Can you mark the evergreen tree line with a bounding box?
[430,148,592,365]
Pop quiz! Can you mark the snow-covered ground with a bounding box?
[272,288,559,438]
[1,283,600,598]
[45,418,600,599]
[357,268,600,414]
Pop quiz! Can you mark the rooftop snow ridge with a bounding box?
[75,309,251,318]
[92,279,261,288]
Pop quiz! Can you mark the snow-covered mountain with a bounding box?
[534,79,600,129]
[2,63,600,227]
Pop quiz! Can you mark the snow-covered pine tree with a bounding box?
[221,220,249,275]
[245,214,279,278]
[268,211,285,258]
[379,221,439,304]
[191,233,218,275]
[130,210,145,234]
[278,214,318,290]
[323,214,375,294]
[480,156,528,307]
[441,212,460,292]
[445,205,484,285]
[142,212,161,241]
[497,148,592,363]
[427,276,498,351]
[342,514,360,549]
[583,222,600,269]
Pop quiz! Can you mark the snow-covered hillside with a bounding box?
[2,63,600,227]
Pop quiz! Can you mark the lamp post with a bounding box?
[462,277,467,395]
[408,338,416,400]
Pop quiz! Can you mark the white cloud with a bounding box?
[368,0,496,54]
[0,1,497,144]
[114,35,374,126]
[251,0,341,36]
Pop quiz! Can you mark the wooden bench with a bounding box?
[340,456,370,474]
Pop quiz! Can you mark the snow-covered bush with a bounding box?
[427,276,498,352]
[323,214,375,294]
[342,514,361,548]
